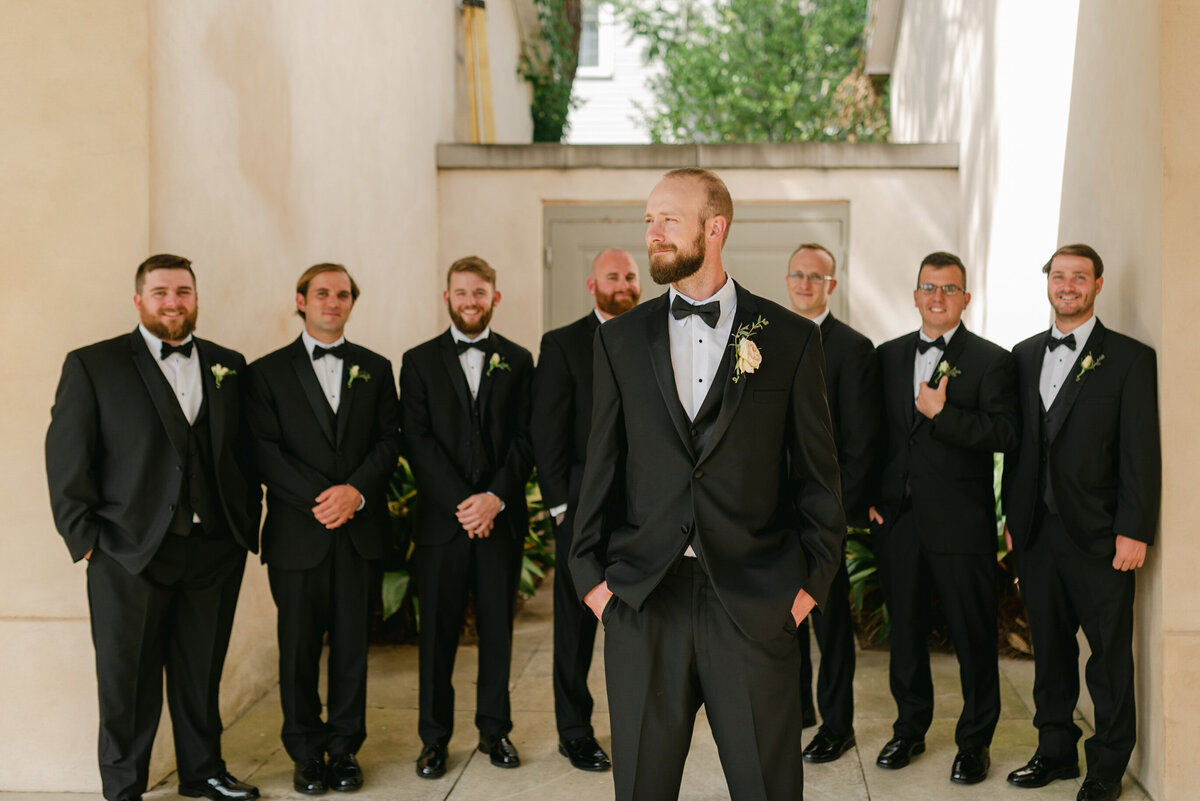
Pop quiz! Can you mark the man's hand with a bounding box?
[915,377,949,419]
[313,485,362,529]
[868,506,885,525]
[791,588,817,626]
[584,581,613,622]
[84,549,93,561]
[1113,534,1147,571]
[1003,524,1013,552]
[457,492,503,538]
[555,511,566,526]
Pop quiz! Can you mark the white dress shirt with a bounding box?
[668,276,738,420]
[1039,315,1098,409]
[139,324,202,424]
[302,330,347,412]
[450,325,492,399]
[809,308,831,328]
[912,324,960,399]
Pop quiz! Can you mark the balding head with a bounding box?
[588,248,642,319]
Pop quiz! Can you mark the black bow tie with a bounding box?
[455,336,492,355]
[916,336,946,354]
[1047,333,1076,351]
[671,295,721,328]
[160,341,194,360]
[312,343,348,361]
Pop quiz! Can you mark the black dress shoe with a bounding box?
[292,759,328,795]
[803,728,856,763]
[1077,778,1122,801]
[558,736,612,771]
[327,753,363,792]
[179,772,260,801]
[950,746,990,784]
[1006,753,1081,788]
[478,734,521,768]
[875,736,925,769]
[416,744,447,779]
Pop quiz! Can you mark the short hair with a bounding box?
[790,242,837,277]
[295,263,360,319]
[135,253,195,294]
[447,255,497,288]
[663,167,734,245]
[917,251,967,289]
[1042,243,1104,279]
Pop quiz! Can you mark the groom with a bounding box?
[570,168,845,801]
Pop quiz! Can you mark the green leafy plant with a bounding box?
[518,0,582,142]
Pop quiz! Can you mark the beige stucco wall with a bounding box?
[436,165,959,353]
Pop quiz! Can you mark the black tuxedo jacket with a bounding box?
[399,330,534,545]
[874,325,1018,553]
[46,330,260,574]
[1002,321,1160,555]
[531,312,601,515]
[570,283,845,643]
[819,314,881,525]
[246,337,401,571]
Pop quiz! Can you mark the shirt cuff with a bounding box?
[351,487,365,511]
[549,503,568,518]
[486,490,506,512]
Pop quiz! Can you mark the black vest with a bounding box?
[1039,398,1059,514]
[466,396,494,491]
[161,387,226,538]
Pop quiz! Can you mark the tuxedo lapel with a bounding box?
[194,340,226,461]
[476,340,501,414]
[128,330,188,459]
[289,338,336,447]
[335,344,358,446]
[1045,321,1107,444]
[438,332,473,415]
[911,326,968,434]
[900,333,918,433]
[696,284,756,464]
[646,295,697,461]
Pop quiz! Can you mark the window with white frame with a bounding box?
[576,0,615,79]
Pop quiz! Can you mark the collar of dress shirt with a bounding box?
[594,308,609,324]
[450,324,492,344]
[301,329,347,357]
[139,323,195,358]
[667,274,736,327]
[919,323,961,347]
[1050,315,1098,348]
[810,308,831,327]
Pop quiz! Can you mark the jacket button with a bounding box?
[168,503,175,511]
[681,524,689,534]
[693,470,704,479]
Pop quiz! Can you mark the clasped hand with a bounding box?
[313,484,362,529]
[457,492,502,538]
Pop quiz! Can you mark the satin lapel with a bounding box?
[477,340,501,414]
[438,332,473,415]
[128,330,188,460]
[289,339,336,447]
[911,327,968,434]
[901,333,918,433]
[646,295,696,460]
[1045,321,1107,444]
[335,344,358,446]
[696,284,757,465]
[194,341,226,461]
[1028,330,1051,430]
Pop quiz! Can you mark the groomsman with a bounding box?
[532,247,641,771]
[784,243,880,763]
[1003,245,1159,801]
[869,251,1017,784]
[571,168,845,801]
[246,263,401,794]
[400,256,534,779]
[46,254,261,801]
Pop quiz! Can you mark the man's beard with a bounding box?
[449,304,494,336]
[142,307,198,342]
[595,287,641,317]
[649,232,705,285]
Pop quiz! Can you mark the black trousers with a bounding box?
[268,533,373,761]
[875,508,1000,749]
[87,533,245,801]
[796,558,856,737]
[551,512,599,740]
[1018,512,1136,782]
[604,558,805,801]
[416,527,523,747]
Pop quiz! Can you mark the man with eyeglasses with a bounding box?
[784,244,880,764]
[868,251,1018,785]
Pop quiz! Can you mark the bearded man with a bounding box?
[399,256,535,779]
[531,247,642,771]
[45,254,261,801]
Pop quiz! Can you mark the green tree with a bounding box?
[519,0,583,142]
[617,0,888,143]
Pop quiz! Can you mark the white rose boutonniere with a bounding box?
[347,364,371,388]
[934,360,962,382]
[730,315,769,383]
[210,364,236,389]
[1075,352,1104,382]
[487,351,511,377]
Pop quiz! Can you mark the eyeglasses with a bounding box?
[916,283,965,296]
[786,272,834,284]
